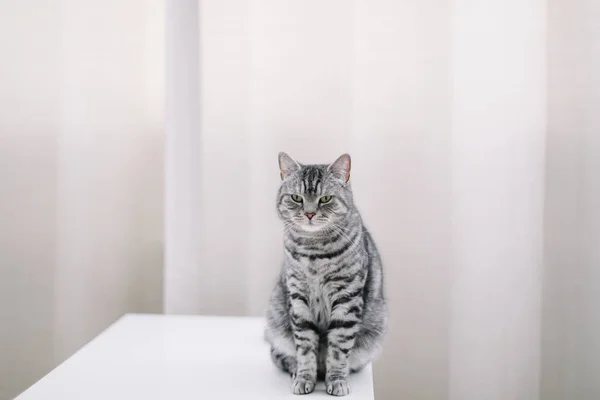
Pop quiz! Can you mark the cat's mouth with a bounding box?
[299,219,329,233]
[288,217,330,234]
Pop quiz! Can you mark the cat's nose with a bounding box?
[305,212,315,220]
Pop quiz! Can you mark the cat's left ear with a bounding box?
[328,153,351,183]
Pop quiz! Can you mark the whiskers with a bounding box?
[282,221,298,235]
[326,222,365,258]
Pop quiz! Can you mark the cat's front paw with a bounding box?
[326,379,350,397]
[291,376,315,395]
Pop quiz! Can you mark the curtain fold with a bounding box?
[164,0,202,314]
[448,0,546,399]
[0,2,164,399]
[543,0,600,398]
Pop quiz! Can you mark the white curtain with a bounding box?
[0,2,164,399]
[543,0,600,399]
[1,0,597,400]
[165,0,600,399]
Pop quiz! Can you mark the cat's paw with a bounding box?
[326,379,350,396]
[291,376,315,395]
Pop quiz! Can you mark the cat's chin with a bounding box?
[298,223,327,234]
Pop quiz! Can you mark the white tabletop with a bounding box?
[15,314,374,399]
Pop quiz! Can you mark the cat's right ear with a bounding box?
[278,152,300,180]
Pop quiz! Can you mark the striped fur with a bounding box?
[266,153,388,396]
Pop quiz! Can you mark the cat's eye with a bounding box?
[319,195,333,204]
[291,194,303,203]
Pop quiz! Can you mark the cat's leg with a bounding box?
[266,288,298,377]
[325,297,363,396]
[289,293,319,395]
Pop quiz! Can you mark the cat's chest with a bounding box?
[304,269,334,330]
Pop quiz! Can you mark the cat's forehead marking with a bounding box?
[300,165,326,196]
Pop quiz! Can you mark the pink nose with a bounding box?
[305,212,315,220]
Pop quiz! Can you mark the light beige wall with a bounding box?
[0,1,164,399]
[543,0,600,398]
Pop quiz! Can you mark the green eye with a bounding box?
[291,194,303,203]
[319,195,333,204]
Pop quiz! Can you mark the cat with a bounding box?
[265,152,388,396]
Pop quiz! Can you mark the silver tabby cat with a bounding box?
[265,152,387,396]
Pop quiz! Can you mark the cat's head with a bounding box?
[277,152,354,234]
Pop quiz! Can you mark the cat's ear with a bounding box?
[328,153,351,183]
[278,152,300,180]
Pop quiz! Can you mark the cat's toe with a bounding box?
[291,377,315,395]
[326,379,350,396]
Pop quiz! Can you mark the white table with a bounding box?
[16,314,374,399]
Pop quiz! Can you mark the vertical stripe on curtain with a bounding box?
[449,0,546,399]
